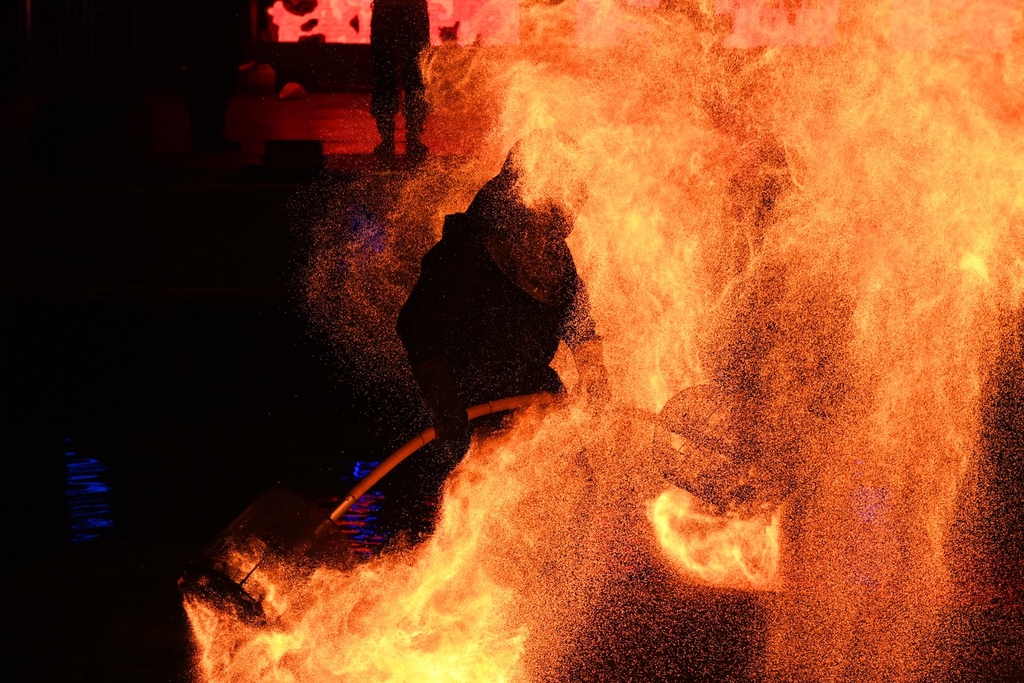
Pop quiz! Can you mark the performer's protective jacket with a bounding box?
[397,192,599,405]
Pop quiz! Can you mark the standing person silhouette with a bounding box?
[371,0,430,161]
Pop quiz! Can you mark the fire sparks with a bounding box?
[185,404,608,682]
[189,0,1024,680]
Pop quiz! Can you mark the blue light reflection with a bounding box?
[64,440,115,543]
[335,460,392,559]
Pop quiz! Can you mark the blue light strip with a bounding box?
[64,439,115,543]
[335,460,392,558]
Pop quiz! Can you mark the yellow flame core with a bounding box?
[194,0,1024,680]
[650,487,781,590]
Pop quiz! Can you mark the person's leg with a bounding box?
[207,92,236,150]
[186,70,214,150]
[400,46,428,161]
[187,70,237,152]
[370,46,399,157]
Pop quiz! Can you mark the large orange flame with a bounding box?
[190,1,1024,680]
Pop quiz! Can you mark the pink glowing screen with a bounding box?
[267,0,668,46]
[267,0,522,46]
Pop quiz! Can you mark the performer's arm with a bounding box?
[397,242,470,445]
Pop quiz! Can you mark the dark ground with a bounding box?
[1,92,1023,682]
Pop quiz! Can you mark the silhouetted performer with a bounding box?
[371,0,430,160]
[395,131,606,535]
[183,0,241,152]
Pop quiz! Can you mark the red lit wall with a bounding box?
[267,0,520,46]
[266,0,664,46]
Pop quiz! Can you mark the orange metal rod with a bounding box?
[329,392,557,521]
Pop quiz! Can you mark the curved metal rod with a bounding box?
[329,392,557,521]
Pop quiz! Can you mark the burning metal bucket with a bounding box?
[179,393,555,625]
[179,489,354,626]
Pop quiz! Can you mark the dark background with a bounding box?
[1,0,372,101]
[0,3,393,681]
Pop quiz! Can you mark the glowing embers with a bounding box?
[650,487,781,591]
[64,438,115,543]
